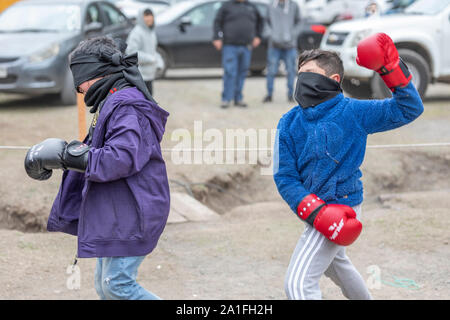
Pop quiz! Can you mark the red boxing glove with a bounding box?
[297,194,362,246]
[356,32,411,92]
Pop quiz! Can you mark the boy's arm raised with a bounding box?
[351,33,424,134]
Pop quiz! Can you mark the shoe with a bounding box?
[234,101,248,108]
[221,101,230,109]
[263,95,272,103]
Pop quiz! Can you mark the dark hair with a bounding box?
[69,36,122,63]
[143,8,154,16]
[297,49,344,83]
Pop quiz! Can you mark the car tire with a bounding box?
[60,70,77,105]
[370,74,392,99]
[370,49,430,99]
[249,67,266,76]
[156,47,169,79]
[342,78,372,99]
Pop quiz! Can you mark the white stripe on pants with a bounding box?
[284,204,372,300]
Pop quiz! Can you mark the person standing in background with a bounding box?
[263,0,301,103]
[365,0,384,17]
[213,0,264,109]
[126,8,163,96]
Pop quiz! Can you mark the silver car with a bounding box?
[0,0,133,104]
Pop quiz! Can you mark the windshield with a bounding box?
[0,4,81,33]
[404,0,450,15]
[146,3,170,14]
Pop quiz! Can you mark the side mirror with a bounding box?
[178,16,192,32]
[84,22,103,34]
[180,16,192,26]
[179,16,192,32]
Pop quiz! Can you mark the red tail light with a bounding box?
[310,25,327,34]
[340,13,354,20]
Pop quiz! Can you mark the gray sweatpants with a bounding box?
[284,204,372,300]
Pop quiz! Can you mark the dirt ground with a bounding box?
[0,70,449,300]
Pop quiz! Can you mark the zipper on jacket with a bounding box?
[323,127,340,164]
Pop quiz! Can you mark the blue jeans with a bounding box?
[94,256,160,300]
[266,47,297,98]
[222,44,252,103]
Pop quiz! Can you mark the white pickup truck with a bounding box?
[320,0,450,99]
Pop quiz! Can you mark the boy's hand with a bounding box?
[297,194,362,246]
[24,139,90,180]
[356,32,412,91]
[24,138,67,180]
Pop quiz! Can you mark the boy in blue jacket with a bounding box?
[24,37,170,300]
[273,33,424,299]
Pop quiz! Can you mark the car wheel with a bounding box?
[249,67,266,76]
[370,49,430,99]
[156,47,169,79]
[59,70,76,105]
[370,74,392,99]
[342,78,372,99]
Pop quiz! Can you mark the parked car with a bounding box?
[0,0,134,105]
[320,0,450,99]
[112,0,171,20]
[154,0,326,78]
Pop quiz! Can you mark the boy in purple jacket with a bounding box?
[24,37,170,300]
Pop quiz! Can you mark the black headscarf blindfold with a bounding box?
[69,52,156,104]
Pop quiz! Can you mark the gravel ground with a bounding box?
[0,71,449,300]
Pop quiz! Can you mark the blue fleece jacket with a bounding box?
[273,82,424,214]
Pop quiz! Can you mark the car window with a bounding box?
[182,2,222,27]
[99,2,127,26]
[0,4,81,32]
[86,4,101,25]
[405,0,450,15]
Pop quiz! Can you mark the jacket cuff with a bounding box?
[214,31,224,40]
[297,194,325,221]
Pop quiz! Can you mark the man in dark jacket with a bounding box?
[24,36,170,300]
[213,0,264,108]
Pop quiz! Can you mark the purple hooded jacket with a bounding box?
[47,87,170,258]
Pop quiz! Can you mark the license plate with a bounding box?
[0,67,7,78]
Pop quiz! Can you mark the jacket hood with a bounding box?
[109,87,169,142]
[136,8,155,32]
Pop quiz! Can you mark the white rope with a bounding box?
[1,142,450,152]
[366,142,450,149]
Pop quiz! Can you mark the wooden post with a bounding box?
[77,93,87,141]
